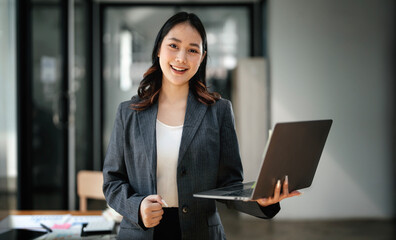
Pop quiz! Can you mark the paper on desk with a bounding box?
[34,224,83,240]
[34,221,116,240]
[36,233,118,240]
[0,215,71,231]
[69,215,107,224]
[0,214,116,239]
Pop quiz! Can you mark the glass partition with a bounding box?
[30,1,68,209]
[0,0,17,210]
[15,0,94,210]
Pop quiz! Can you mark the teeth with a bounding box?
[172,66,187,72]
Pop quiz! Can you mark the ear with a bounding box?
[200,51,207,64]
[157,47,161,58]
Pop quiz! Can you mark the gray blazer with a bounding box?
[103,91,280,240]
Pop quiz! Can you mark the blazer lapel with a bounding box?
[178,91,208,166]
[136,102,158,192]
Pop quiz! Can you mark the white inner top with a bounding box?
[156,119,183,207]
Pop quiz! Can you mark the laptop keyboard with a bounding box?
[222,188,253,197]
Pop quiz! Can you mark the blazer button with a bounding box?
[182,206,189,214]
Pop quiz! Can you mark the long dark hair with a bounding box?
[131,12,220,111]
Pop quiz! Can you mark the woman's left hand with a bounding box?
[256,175,302,207]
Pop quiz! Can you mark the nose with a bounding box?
[175,50,187,63]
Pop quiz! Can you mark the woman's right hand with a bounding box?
[139,195,165,228]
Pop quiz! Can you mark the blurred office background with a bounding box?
[0,0,395,239]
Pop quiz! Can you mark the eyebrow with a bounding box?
[167,37,201,49]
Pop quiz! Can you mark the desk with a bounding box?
[9,210,102,216]
[0,210,117,239]
[0,210,102,221]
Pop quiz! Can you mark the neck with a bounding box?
[159,81,189,104]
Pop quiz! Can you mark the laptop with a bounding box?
[193,119,332,201]
[0,229,46,240]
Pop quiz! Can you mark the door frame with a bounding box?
[16,0,70,210]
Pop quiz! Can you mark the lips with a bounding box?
[171,65,188,72]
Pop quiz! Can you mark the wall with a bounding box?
[232,58,269,183]
[268,0,395,219]
[0,0,17,184]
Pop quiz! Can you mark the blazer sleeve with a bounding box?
[217,100,280,219]
[102,103,146,228]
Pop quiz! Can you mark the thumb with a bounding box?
[146,195,165,205]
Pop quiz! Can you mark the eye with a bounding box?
[189,49,199,54]
[169,44,177,49]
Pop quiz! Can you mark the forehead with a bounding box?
[164,23,203,46]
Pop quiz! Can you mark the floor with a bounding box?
[217,203,396,240]
[222,216,396,240]
[1,192,395,240]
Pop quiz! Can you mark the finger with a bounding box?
[146,221,159,228]
[150,209,164,218]
[144,209,162,223]
[144,197,163,211]
[142,202,162,215]
[256,198,269,206]
[273,179,281,200]
[148,195,167,210]
[142,203,162,217]
[280,191,302,202]
[149,202,164,211]
[150,220,161,228]
[147,213,163,228]
[288,191,302,197]
[154,195,167,207]
[151,214,163,221]
[282,175,289,196]
[161,199,169,208]
[143,212,163,227]
[146,195,164,204]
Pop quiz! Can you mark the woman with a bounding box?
[103,12,300,240]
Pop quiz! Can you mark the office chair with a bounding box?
[77,170,105,211]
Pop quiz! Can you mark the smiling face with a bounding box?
[158,22,206,89]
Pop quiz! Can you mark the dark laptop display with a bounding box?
[194,119,332,201]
